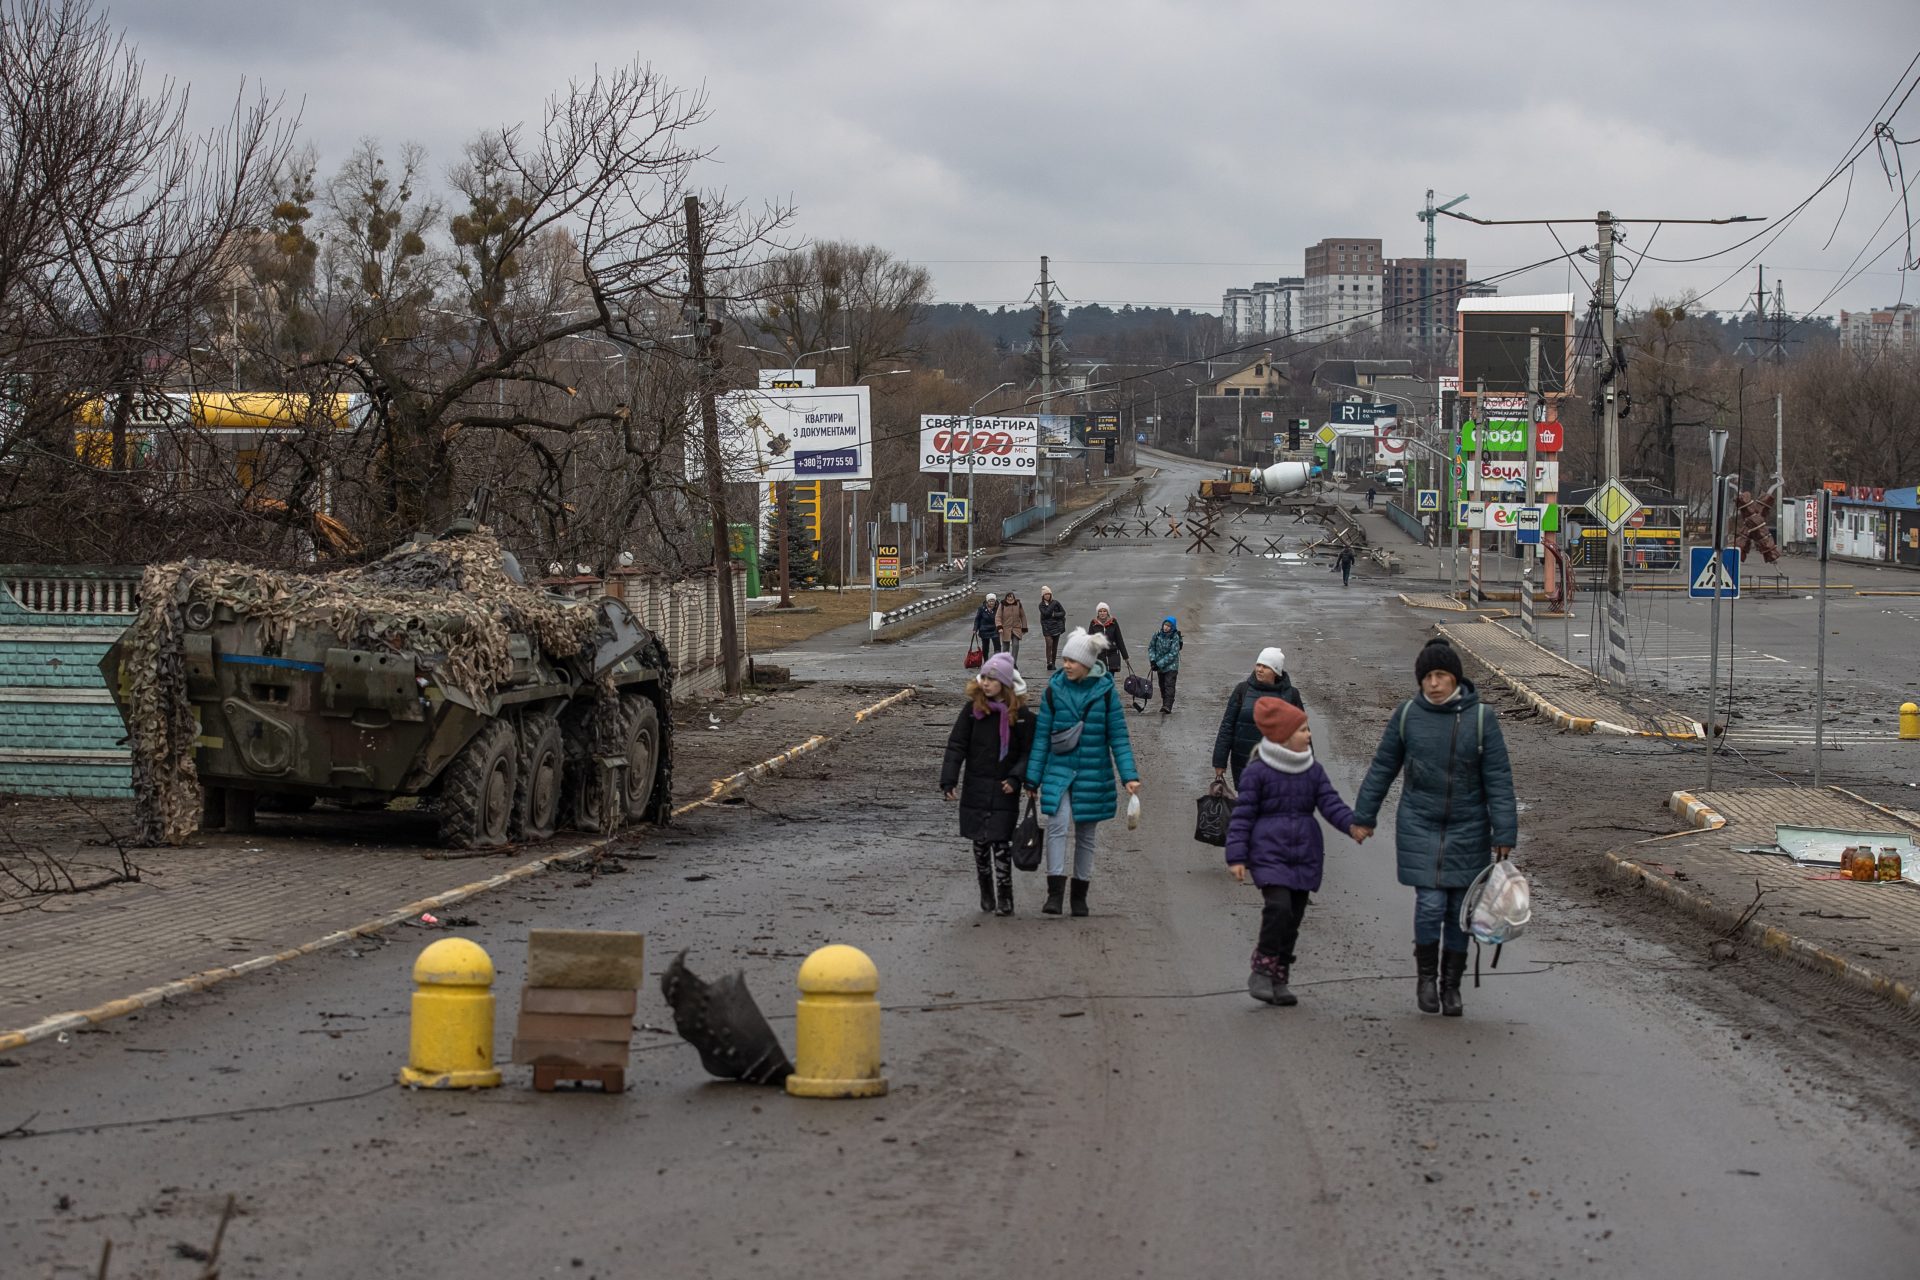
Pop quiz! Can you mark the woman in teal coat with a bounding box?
[1352,637,1517,1018]
[1024,628,1141,917]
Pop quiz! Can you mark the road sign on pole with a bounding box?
[927,491,948,514]
[1416,488,1441,513]
[1515,505,1545,545]
[1314,424,1338,447]
[1688,546,1741,598]
[943,496,970,524]
[1585,478,1642,533]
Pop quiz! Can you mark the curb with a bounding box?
[1604,850,1917,1013]
[0,685,922,1055]
[1666,790,1727,830]
[1436,622,1701,740]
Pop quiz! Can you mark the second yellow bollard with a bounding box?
[1902,702,1919,741]
[785,944,888,1099]
[398,937,502,1089]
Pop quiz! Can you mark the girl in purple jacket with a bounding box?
[1225,697,1366,1006]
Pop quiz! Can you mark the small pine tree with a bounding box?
[761,496,821,592]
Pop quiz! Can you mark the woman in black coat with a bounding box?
[1212,646,1305,786]
[1088,601,1128,666]
[941,652,1036,916]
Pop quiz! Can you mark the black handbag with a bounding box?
[1012,795,1044,872]
[1194,780,1234,847]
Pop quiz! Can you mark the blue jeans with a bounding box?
[1045,789,1100,879]
[1414,886,1470,952]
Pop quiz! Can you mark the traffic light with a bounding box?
[793,479,822,542]
[1288,418,1304,450]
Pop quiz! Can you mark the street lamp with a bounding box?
[962,381,1014,590]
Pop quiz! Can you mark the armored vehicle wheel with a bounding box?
[513,713,564,841]
[438,719,519,848]
[560,700,621,835]
[621,695,662,821]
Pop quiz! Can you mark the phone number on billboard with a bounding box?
[921,452,1035,471]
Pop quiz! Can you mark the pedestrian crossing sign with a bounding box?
[927,491,948,514]
[1416,488,1441,512]
[1688,546,1740,599]
[943,496,971,524]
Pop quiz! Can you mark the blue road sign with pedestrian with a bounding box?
[1416,488,1440,513]
[943,496,970,524]
[1689,546,1741,599]
[927,491,947,514]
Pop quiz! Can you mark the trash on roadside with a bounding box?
[660,950,793,1086]
[1741,825,1920,886]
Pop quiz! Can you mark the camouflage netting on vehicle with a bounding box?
[123,529,605,846]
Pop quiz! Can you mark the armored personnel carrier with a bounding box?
[101,518,672,848]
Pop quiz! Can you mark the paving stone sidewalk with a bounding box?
[1435,617,1701,737]
[0,681,908,1040]
[1611,785,1920,1009]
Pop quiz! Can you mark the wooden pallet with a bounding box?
[531,1063,626,1093]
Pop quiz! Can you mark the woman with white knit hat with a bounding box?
[1211,646,1305,788]
[1023,628,1140,917]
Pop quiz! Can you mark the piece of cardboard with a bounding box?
[514,1012,633,1043]
[519,986,638,1016]
[525,930,645,989]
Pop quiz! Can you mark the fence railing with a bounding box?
[1055,477,1147,546]
[2,569,141,616]
[870,583,978,635]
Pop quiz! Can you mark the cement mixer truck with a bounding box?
[1198,460,1313,506]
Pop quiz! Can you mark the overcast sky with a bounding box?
[121,0,1920,323]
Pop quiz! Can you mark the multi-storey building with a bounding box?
[1384,257,1468,346]
[1839,305,1920,353]
[1221,279,1305,340]
[1302,238,1382,335]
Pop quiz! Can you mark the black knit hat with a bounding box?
[1414,637,1464,683]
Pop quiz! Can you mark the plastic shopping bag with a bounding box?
[1460,859,1531,946]
[1193,781,1233,847]
[1126,792,1141,831]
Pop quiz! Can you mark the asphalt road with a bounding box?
[3,455,1917,1279]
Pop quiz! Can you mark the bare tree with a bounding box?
[732,241,931,381]
[0,0,293,562]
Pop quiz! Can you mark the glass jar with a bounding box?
[1839,847,1867,878]
[1849,848,1880,881]
[1877,848,1904,883]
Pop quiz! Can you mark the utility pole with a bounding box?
[1434,203,1761,686]
[1523,327,1540,641]
[1037,256,1054,508]
[685,195,741,695]
[1470,376,1486,599]
[1705,428,1730,790]
[1596,210,1631,686]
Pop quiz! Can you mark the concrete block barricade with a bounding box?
[0,566,141,798]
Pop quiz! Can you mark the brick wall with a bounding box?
[0,570,140,798]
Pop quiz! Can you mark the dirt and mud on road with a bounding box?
[3,456,1918,1278]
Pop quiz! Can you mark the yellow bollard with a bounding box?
[1903,703,1920,741]
[398,938,502,1089]
[785,944,888,1099]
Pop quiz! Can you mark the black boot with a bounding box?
[973,845,995,913]
[993,847,1014,917]
[1069,878,1090,917]
[1042,875,1066,915]
[1270,962,1298,1007]
[1440,949,1468,1017]
[1247,951,1277,1004]
[1414,942,1441,1014]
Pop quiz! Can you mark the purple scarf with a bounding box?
[973,697,1013,758]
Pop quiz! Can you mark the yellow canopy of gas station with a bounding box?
[77,391,367,430]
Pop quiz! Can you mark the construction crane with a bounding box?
[1416,190,1469,348]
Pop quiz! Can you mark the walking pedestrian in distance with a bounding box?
[1147,616,1183,714]
[995,590,1030,666]
[1335,544,1357,588]
[1212,647,1304,787]
[1088,602,1128,667]
[1037,586,1067,670]
[973,593,1001,657]
[941,652,1035,916]
[1226,697,1365,1005]
[1365,485,1377,512]
[1024,629,1140,918]
[1350,637,1517,1018]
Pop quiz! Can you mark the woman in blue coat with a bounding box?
[1024,628,1140,917]
[1351,637,1517,1018]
